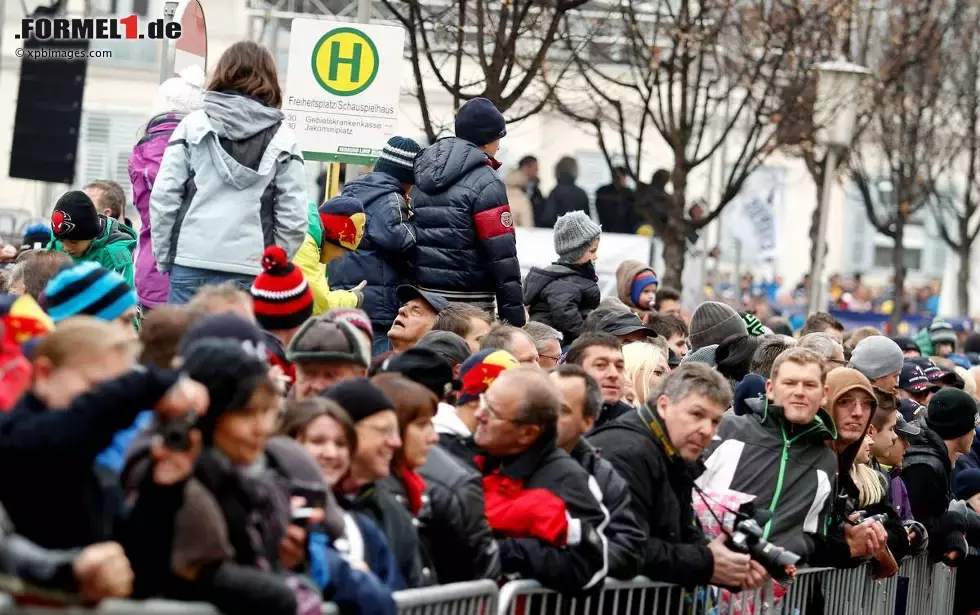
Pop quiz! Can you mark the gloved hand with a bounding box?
[903,520,929,554]
[931,509,969,567]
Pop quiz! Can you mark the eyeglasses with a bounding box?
[479,394,521,424]
[540,354,561,362]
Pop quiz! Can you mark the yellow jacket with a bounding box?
[293,235,362,315]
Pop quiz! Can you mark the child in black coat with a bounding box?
[523,211,602,343]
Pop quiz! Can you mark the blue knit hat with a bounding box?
[20,223,51,252]
[374,136,421,184]
[44,262,136,323]
[455,98,507,147]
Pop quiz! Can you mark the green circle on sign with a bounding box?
[311,27,380,97]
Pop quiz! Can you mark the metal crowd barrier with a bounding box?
[0,557,955,615]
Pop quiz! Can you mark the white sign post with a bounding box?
[284,19,405,165]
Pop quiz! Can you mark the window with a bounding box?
[76,111,145,203]
[873,246,922,270]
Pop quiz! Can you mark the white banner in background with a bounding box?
[727,167,785,262]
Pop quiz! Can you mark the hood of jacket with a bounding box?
[414,137,491,195]
[523,262,595,305]
[192,91,286,190]
[76,215,135,258]
[342,171,403,207]
[504,168,527,189]
[825,368,876,475]
[905,421,951,473]
[615,259,654,307]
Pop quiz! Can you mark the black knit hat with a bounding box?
[180,337,271,442]
[379,347,455,398]
[51,190,100,241]
[455,98,507,147]
[321,378,394,423]
[926,388,978,441]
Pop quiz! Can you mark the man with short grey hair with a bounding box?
[480,323,539,367]
[589,364,764,587]
[799,332,846,374]
[524,321,563,369]
[473,368,609,593]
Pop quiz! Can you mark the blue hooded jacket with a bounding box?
[331,172,416,332]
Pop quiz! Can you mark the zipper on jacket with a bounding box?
[762,420,825,540]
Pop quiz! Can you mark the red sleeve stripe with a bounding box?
[474,205,515,240]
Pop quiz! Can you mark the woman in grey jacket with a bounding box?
[150,41,308,304]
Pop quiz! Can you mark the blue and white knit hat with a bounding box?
[44,261,136,323]
[374,136,421,184]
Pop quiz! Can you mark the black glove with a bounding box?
[931,509,969,567]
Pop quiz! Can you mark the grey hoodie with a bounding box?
[150,91,308,276]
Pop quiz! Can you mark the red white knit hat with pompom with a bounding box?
[250,246,314,331]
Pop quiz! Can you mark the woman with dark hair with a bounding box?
[279,398,398,613]
[150,41,308,305]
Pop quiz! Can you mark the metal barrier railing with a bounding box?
[0,557,957,615]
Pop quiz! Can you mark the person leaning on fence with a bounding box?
[698,348,888,568]
[323,378,428,589]
[589,363,765,588]
[473,368,609,594]
[552,365,645,580]
[374,354,502,585]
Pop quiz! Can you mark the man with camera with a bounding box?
[698,348,887,566]
[588,363,766,588]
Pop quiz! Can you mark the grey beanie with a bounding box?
[554,211,601,263]
[689,302,748,351]
[683,344,718,368]
[848,335,905,380]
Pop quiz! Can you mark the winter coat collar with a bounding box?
[479,428,559,482]
[758,401,838,443]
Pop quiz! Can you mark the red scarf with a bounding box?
[399,466,427,515]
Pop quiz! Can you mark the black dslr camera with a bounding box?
[160,411,198,451]
[726,505,800,583]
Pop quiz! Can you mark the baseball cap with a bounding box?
[894,412,922,440]
[898,398,925,422]
[397,285,449,314]
[899,361,935,394]
[597,310,657,338]
[891,336,921,354]
[416,330,471,366]
[910,357,952,383]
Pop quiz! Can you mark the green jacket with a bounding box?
[49,215,137,287]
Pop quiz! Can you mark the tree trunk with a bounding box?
[890,223,906,333]
[661,228,687,290]
[958,242,971,316]
[661,166,689,292]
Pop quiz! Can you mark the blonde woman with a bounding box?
[622,341,669,406]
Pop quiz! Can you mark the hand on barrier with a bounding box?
[72,542,133,602]
[741,561,769,590]
[155,377,209,419]
[708,534,751,587]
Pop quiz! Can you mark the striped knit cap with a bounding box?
[44,261,137,323]
[250,246,314,332]
[373,136,421,184]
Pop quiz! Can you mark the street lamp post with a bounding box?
[807,61,872,316]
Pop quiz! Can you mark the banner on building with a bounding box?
[727,167,785,262]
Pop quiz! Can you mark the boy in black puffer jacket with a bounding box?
[524,211,601,344]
